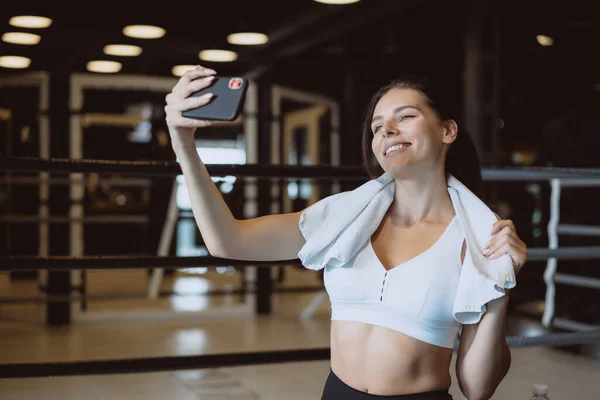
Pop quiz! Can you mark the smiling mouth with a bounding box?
[384,143,412,156]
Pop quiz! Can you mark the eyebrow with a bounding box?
[371,105,418,124]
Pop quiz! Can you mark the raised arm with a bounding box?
[165,66,306,261]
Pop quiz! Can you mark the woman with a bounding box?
[164,67,528,400]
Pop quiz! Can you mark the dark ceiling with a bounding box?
[2,0,598,90]
[1,0,599,144]
[0,0,457,82]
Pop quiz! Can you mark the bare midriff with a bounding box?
[330,320,453,396]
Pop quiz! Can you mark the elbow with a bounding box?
[458,366,505,400]
[203,240,231,259]
[202,231,239,259]
[457,342,511,400]
[206,245,230,259]
[202,222,243,259]
[466,393,491,400]
[459,362,510,400]
[504,344,512,374]
[458,374,487,400]
[460,385,495,400]
[206,240,246,260]
[479,388,498,400]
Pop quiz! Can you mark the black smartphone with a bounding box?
[182,76,248,121]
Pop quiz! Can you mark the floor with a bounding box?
[0,267,599,399]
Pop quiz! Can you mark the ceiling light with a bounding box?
[0,55,31,69]
[171,65,197,77]
[103,44,143,56]
[2,32,41,45]
[199,49,238,62]
[86,60,122,73]
[227,32,269,45]
[123,25,165,39]
[9,15,52,28]
[536,34,554,47]
[314,0,361,4]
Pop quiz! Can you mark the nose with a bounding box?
[382,120,399,137]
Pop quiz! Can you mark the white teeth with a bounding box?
[385,143,410,155]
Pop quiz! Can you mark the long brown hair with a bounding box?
[361,75,482,195]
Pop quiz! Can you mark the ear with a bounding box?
[442,120,458,144]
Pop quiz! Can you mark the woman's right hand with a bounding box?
[165,65,217,150]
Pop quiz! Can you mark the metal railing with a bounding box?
[541,178,600,331]
[2,157,600,332]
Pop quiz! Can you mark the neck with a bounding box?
[389,169,454,224]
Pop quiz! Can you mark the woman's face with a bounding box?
[370,88,456,178]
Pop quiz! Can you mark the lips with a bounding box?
[384,142,412,156]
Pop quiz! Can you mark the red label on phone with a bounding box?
[229,78,243,89]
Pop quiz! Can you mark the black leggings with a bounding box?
[321,369,453,400]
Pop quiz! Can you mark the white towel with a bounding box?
[297,172,516,324]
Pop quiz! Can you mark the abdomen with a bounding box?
[330,320,453,396]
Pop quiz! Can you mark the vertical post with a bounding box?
[330,103,341,194]
[270,86,281,216]
[255,82,273,315]
[463,0,501,166]
[38,74,51,291]
[46,69,71,325]
[271,85,283,285]
[542,178,561,327]
[148,179,179,299]
[341,68,359,192]
[69,75,85,309]
[242,81,266,313]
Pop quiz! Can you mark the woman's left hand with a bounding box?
[482,219,528,275]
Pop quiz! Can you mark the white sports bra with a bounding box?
[324,215,465,349]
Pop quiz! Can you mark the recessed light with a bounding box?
[199,49,238,62]
[103,44,143,56]
[123,25,165,39]
[87,60,122,73]
[0,55,31,69]
[171,65,197,77]
[2,32,41,45]
[9,15,52,29]
[536,35,554,47]
[314,0,361,4]
[227,32,269,45]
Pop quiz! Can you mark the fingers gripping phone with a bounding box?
[182,76,248,121]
